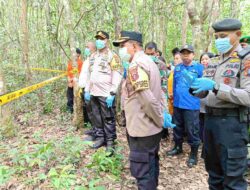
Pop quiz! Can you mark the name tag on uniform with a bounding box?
[226,63,240,69]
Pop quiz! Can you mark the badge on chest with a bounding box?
[203,64,217,78]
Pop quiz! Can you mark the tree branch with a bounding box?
[56,5,64,40]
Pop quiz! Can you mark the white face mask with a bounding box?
[119,47,131,62]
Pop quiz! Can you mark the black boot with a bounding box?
[166,144,183,156]
[106,141,115,156]
[84,129,93,136]
[161,128,169,140]
[83,135,95,141]
[92,138,105,149]
[187,146,199,168]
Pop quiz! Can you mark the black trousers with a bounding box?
[173,107,201,147]
[67,87,74,112]
[199,113,205,142]
[128,131,162,190]
[90,96,116,142]
[203,114,248,190]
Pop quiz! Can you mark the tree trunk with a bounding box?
[186,0,202,56]
[0,71,16,138]
[186,0,214,57]
[112,0,121,39]
[159,0,167,56]
[131,0,139,32]
[20,0,32,81]
[181,9,188,46]
[230,0,239,18]
[63,0,83,129]
[45,0,57,64]
[206,0,220,51]
[150,2,155,40]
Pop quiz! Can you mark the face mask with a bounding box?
[96,39,106,50]
[84,48,91,57]
[119,47,131,62]
[215,37,233,54]
[122,61,129,70]
[149,55,159,62]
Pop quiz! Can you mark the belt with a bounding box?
[206,107,239,116]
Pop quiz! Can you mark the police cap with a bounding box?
[95,31,109,39]
[212,18,242,32]
[113,31,142,47]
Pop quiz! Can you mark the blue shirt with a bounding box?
[173,62,204,110]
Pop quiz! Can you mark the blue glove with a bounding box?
[163,110,176,128]
[84,92,91,102]
[106,95,115,108]
[191,78,216,94]
[182,69,197,87]
[123,68,127,79]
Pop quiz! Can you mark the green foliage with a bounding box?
[0,165,15,185]
[43,96,54,114]
[57,135,91,165]
[84,122,92,128]
[48,165,77,189]
[87,147,124,180]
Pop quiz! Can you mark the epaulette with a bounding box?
[238,46,250,59]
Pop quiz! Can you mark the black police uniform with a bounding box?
[198,19,250,190]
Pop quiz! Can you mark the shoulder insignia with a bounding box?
[238,46,250,59]
[129,64,149,91]
[110,54,122,71]
[243,59,250,77]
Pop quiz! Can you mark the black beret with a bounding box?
[113,31,142,47]
[180,44,194,53]
[212,18,242,32]
[240,36,250,44]
[95,31,109,39]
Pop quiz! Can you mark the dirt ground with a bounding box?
[0,109,249,190]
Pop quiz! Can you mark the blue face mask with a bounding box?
[119,47,131,62]
[215,37,233,54]
[84,48,91,57]
[96,39,106,50]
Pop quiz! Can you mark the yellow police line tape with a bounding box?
[31,67,78,74]
[0,72,67,106]
[31,68,65,73]
[4,65,66,73]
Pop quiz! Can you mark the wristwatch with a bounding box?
[110,91,116,96]
[213,83,219,95]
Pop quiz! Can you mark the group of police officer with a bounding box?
[75,18,249,190]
